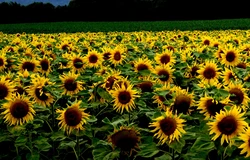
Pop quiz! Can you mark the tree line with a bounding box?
[0,0,249,24]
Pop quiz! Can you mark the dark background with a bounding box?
[0,0,248,24]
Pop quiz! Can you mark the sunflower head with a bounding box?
[238,127,250,158]
[108,126,140,156]
[221,44,240,67]
[154,49,176,66]
[84,49,103,68]
[154,64,174,84]
[133,57,153,73]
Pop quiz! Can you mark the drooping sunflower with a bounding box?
[56,100,90,135]
[197,94,228,120]
[238,127,250,158]
[154,64,175,84]
[109,45,127,66]
[26,75,54,107]
[1,93,35,126]
[154,49,176,66]
[19,58,39,73]
[108,126,140,156]
[221,68,237,85]
[68,53,85,73]
[133,57,153,73]
[225,82,249,110]
[221,44,240,67]
[207,107,248,146]
[109,83,140,114]
[83,49,103,68]
[197,60,220,85]
[149,108,186,144]
[0,76,15,100]
[59,71,84,96]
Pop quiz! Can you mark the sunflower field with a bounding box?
[1,30,250,160]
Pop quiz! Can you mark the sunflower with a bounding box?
[170,86,195,115]
[102,69,123,91]
[154,49,176,66]
[101,46,112,60]
[152,84,173,111]
[133,57,153,73]
[69,53,85,73]
[113,77,131,89]
[149,108,186,144]
[1,93,35,126]
[238,127,250,158]
[83,49,103,68]
[109,83,140,114]
[38,55,52,76]
[197,94,228,120]
[184,62,200,78]
[154,64,174,84]
[0,76,15,100]
[108,126,140,156]
[19,58,39,73]
[59,71,84,96]
[221,44,240,67]
[207,107,248,146]
[136,75,156,93]
[225,82,249,110]
[197,60,220,85]
[221,68,237,85]
[0,52,7,71]
[95,65,108,76]
[109,45,126,66]
[26,75,54,107]
[56,100,90,135]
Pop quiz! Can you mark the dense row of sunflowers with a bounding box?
[1,30,250,159]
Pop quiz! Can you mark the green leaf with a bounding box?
[50,131,66,141]
[137,136,159,158]
[58,141,76,149]
[155,154,172,160]
[26,152,40,160]
[97,87,113,101]
[168,138,185,154]
[33,136,52,152]
[15,135,28,147]
[92,146,118,160]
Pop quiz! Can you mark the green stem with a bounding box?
[172,148,175,160]
[76,134,80,160]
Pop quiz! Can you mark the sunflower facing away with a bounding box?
[59,71,84,96]
[149,108,186,144]
[197,60,220,85]
[238,127,250,158]
[108,126,140,156]
[207,107,248,146]
[1,93,35,126]
[56,100,90,135]
[83,49,103,68]
[26,75,54,107]
[109,83,140,114]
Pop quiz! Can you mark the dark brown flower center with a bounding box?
[218,115,237,135]
[114,51,121,61]
[10,100,29,118]
[64,107,82,126]
[89,54,98,63]
[229,88,244,105]
[110,129,139,152]
[62,44,69,50]
[0,84,8,99]
[40,59,49,71]
[73,58,83,69]
[203,67,216,79]
[205,99,225,117]
[15,86,26,95]
[173,94,191,114]
[0,58,4,66]
[118,91,132,104]
[64,78,77,91]
[237,62,247,69]
[35,88,49,101]
[136,64,149,71]
[160,54,170,64]
[105,76,116,90]
[137,81,153,92]
[103,52,111,60]
[203,39,210,45]
[158,69,170,82]
[22,62,35,72]
[191,66,199,77]
[159,117,177,136]
[167,46,175,51]
[226,51,236,62]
